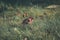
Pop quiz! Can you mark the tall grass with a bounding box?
[0,3,60,40]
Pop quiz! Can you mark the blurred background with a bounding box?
[0,0,60,40]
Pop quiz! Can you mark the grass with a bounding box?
[0,4,60,40]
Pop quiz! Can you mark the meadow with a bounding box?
[0,3,60,40]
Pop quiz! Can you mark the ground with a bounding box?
[0,5,60,40]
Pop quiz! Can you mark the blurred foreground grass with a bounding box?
[0,5,60,40]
